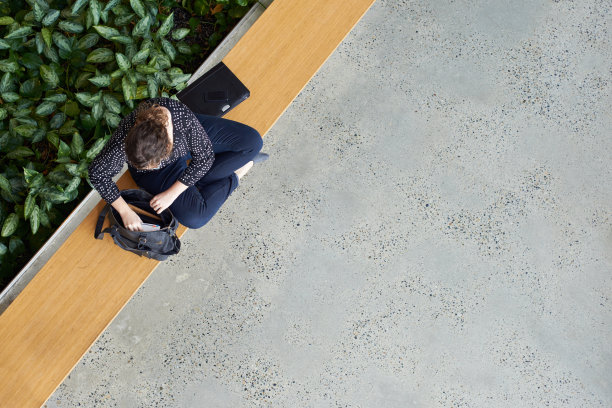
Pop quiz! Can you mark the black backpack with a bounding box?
[95,189,181,261]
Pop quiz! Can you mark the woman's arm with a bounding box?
[149,179,189,214]
[111,196,144,231]
[176,113,215,187]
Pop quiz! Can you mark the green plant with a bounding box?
[179,0,255,48]
[0,0,194,279]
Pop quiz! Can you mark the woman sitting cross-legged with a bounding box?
[88,97,268,231]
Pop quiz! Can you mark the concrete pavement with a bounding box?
[45,0,611,406]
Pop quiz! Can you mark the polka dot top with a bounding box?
[88,97,215,204]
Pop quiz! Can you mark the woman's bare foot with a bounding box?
[235,161,254,180]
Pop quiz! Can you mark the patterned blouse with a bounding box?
[88,97,215,204]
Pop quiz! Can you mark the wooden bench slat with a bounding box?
[0,0,375,406]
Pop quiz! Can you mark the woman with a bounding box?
[88,96,267,231]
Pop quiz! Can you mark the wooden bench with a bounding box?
[0,0,376,406]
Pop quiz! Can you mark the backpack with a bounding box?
[94,189,181,261]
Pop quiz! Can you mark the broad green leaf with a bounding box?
[0,175,10,192]
[74,71,93,88]
[0,108,6,120]
[156,12,174,39]
[24,193,35,219]
[93,25,120,40]
[29,173,44,190]
[72,0,90,15]
[115,53,130,71]
[86,48,114,63]
[135,85,147,99]
[46,129,60,146]
[172,28,190,41]
[4,26,33,39]
[64,100,80,117]
[103,111,120,128]
[24,167,39,184]
[30,205,40,234]
[41,27,52,48]
[86,137,106,160]
[122,76,135,101]
[58,140,71,158]
[64,176,80,193]
[88,74,111,87]
[91,101,104,120]
[14,124,37,137]
[131,48,149,65]
[0,39,10,50]
[130,0,146,18]
[103,93,121,114]
[109,35,132,45]
[15,116,37,126]
[42,9,60,26]
[40,64,59,87]
[75,92,94,107]
[125,70,136,84]
[44,93,67,103]
[33,3,46,22]
[0,243,6,255]
[35,101,56,116]
[39,208,50,227]
[58,20,84,34]
[52,31,71,52]
[0,17,14,25]
[1,91,20,102]
[125,41,137,60]
[71,132,84,157]
[49,113,66,129]
[0,72,10,92]
[170,73,191,87]
[59,119,77,136]
[80,112,96,129]
[19,77,39,97]
[22,53,43,69]
[42,188,69,203]
[114,13,135,26]
[140,38,153,51]
[90,0,101,25]
[132,15,150,37]
[110,69,123,79]
[77,32,99,49]
[0,60,19,73]
[6,146,34,159]
[9,236,25,255]
[1,213,18,237]
[65,163,79,176]
[136,65,157,74]
[103,0,120,12]
[43,46,59,64]
[153,54,171,70]
[32,129,46,143]
[161,38,176,61]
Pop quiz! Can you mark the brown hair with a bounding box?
[125,100,172,169]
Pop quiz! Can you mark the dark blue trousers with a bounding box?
[128,113,262,229]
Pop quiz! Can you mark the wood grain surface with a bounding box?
[0,0,376,406]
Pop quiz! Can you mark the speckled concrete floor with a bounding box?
[45,0,611,406]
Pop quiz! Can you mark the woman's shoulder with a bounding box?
[150,96,191,111]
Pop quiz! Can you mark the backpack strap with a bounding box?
[94,203,113,240]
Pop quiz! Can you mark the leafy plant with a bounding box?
[0,0,195,281]
[177,0,255,48]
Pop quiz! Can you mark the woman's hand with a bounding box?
[120,208,143,231]
[150,189,179,214]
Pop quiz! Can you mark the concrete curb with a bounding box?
[0,0,273,315]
